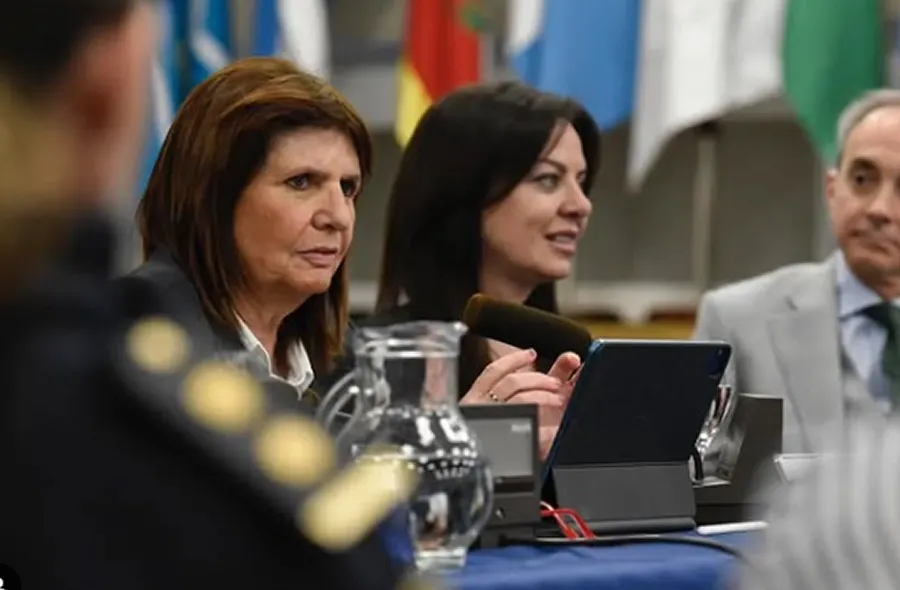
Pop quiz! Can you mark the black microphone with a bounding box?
[462,294,593,360]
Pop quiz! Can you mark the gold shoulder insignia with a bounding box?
[299,447,419,551]
[113,315,418,551]
[125,316,191,374]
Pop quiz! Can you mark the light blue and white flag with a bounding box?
[253,0,330,79]
[188,0,231,86]
[137,0,178,197]
[506,0,640,131]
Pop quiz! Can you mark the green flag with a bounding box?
[783,0,884,163]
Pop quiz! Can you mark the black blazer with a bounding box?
[116,250,244,355]
[116,251,326,406]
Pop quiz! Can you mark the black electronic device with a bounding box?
[542,339,731,534]
[461,403,541,548]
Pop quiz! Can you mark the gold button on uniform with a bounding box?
[298,450,419,551]
[253,414,336,487]
[126,317,191,373]
[182,362,265,433]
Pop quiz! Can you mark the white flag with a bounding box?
[254,0,330,80]
[628,0,786,191]
[278,0,330,79]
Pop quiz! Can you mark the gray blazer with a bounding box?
[693,256,870,454]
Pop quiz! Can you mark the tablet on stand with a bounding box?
[541,339,731,535]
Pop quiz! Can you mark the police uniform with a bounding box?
[0,214,438,590]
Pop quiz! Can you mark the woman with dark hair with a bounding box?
[344,81,601,457]
[122,56,371,402]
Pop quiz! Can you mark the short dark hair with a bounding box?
[137,57,373,374]
[0,0,144,94]
[375,81,601,391]
[0,0,146,298]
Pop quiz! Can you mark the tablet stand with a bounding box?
[543,461,697,534]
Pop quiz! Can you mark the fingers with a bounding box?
[466,348,537,398]
[505,390,564,408]
[490,372,561,401]
[547,351,582,382]
[464,348,584,409]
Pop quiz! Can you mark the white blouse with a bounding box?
[235,317,315,398]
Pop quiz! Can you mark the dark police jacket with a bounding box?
[117,250,330,407]
[0,214,416,590]
[117,249,245,356]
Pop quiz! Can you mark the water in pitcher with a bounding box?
[318,321,494,571]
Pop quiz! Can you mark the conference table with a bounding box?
[448,532,755,590]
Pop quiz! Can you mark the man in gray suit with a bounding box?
[694,89,900,454]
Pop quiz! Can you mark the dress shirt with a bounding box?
[236,316,314,398]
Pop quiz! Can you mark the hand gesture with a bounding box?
[461,348,581,458]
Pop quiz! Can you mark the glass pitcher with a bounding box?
[316,321,494,572]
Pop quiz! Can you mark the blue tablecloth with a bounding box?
[449,532,756,590]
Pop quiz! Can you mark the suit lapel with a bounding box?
[143,250,245,354]
[768,257,844,449]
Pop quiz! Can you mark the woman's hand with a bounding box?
[461,348,581,459]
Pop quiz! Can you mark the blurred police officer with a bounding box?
[740,418,900,590]
[0,2,419,589]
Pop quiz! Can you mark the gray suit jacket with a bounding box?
[693,256,869,454]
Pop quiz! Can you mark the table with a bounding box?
[450,532,756,590]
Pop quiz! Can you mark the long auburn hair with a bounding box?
[137,57,373,373]
[375,82,601,392]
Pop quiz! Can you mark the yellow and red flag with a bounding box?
[395,0,483,146]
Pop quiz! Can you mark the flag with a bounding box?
[395,0,482,147]
[137,0,179,197]
[507,0,640,131]
[253,0,330,79]
[188,0,231,86]
[628,0,787,190]
[890,16,900,89]
[783,0,883,162]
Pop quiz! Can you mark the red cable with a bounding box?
[539,502,596,539]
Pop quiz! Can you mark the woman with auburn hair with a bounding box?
[121,57,370,401]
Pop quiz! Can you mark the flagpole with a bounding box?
[691,121,719,292]
[479,13,495,81]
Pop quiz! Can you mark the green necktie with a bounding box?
[863,302,900,404]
